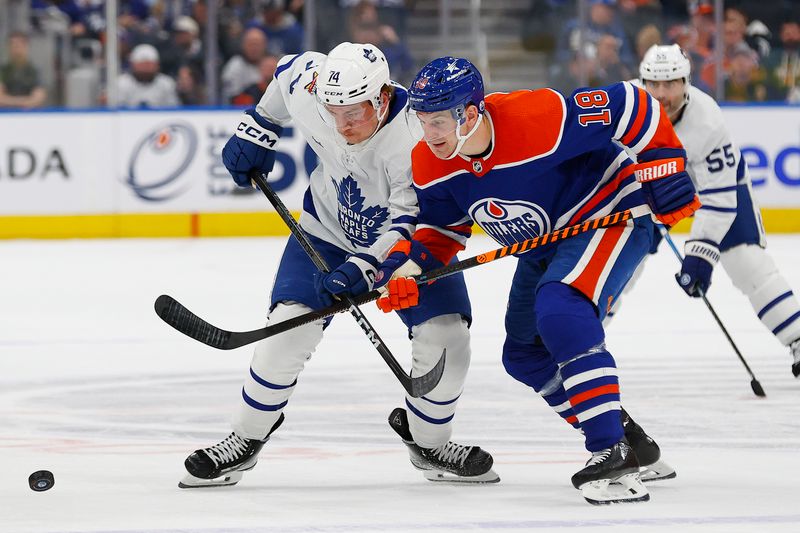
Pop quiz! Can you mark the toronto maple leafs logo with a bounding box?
[363,48,377,63]
[333,175,389,247]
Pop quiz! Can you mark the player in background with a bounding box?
[179,43,498,488]
[373,57,699,504]
[635,44,800,377]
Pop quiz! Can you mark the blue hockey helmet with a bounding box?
[408,57,485,117]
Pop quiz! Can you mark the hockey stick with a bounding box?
[156,204,650,350]
[253,171,444,399]
[659,227,766,398]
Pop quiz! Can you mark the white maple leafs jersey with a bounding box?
[255,51,422,262]
[672,85,760,245]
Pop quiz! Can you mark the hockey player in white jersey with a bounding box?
[178,42,498,488]
[638,44,800,376]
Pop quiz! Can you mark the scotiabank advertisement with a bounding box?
[0,106,797,215]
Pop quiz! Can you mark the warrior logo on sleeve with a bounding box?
[333,176,389,247]
[469,198,551,247]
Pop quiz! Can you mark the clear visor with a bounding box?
[316,100,378,132]
[413,109,461,145]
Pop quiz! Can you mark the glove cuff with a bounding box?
[684,239,720,266]
[348,253,379,290]
[235,109,283,151]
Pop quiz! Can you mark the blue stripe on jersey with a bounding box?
[242,389,288,411]
[700,185,738,195]
[385,86,409,124]
[773,310,800,335]
[250,368,297,390]
[405,399,454,424]
[421,393,461,406]
[392,215,418,225]
[736,157,746,182]
[390,226,412,240]
[758,291,794,319]
[274,54,300,80]
[700,205,738,213]
[302,187,320,222]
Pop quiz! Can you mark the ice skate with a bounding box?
[388,407,499,483]
[621,408,676,482]
[179,413,284,488]
[571,439,649,505]
[791,339,800,378]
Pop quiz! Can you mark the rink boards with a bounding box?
[0,105,798,238]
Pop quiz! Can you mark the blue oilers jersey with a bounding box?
[410,82,685,262]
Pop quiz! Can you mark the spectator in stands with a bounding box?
[765,20,800,102]
[251,0,304,55]
[590,33,632,85]
[159,15,204,78]
[176,64,206,106]
[348,0,414,84]
[724,47,780,102]
[554,0,635,76]
[685,0,715,62]
[0,31,48,109]
[700,8,758,91]
[635,23,661,63]
[116,43,179,108]
[221,27,268,103]
[231,55,279,107]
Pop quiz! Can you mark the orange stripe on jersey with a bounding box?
[620,87,649,147]
[569,224,627,301]
[640,100,684,152]
[570,384,620,406]
[567,164,636,226]
[412,227,465,265]
[565,415,578,425]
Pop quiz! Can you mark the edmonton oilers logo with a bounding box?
[469,198,551,247]
[126,122,198,201]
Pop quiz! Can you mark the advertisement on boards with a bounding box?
[0,107,797,216]
[115,110,316,213]
[0,112,115,215]
[722,106,800,208]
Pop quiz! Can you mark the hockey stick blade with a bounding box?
[155,295,239,350]
[155,293,443,397]
[410,349,446,398]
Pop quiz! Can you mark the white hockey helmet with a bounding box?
[317,42,390,110]
[639,44,691,82]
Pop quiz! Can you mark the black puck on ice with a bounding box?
[28,470,55,492]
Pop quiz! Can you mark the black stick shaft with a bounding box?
[660,227,766,397]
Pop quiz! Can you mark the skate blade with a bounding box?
[579,473,650,505]
[423,468,500,484]
[640,459,677,483]
[178,471,243,489]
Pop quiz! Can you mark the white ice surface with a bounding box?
[1,234,799,533]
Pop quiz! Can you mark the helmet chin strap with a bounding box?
[442,112,484,160]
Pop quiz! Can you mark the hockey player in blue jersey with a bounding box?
[373,57,699,504]
[179,44,498,488]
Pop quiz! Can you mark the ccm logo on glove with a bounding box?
[634,158,684,183]
[235,114,279,149]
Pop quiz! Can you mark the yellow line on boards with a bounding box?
[1,209,800,239]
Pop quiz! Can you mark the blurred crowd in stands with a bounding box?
[525,0,799,102]
[0,0,797,110]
